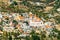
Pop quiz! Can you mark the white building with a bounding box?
[0,14,2,19]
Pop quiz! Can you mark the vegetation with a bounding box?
[0,0,60,40]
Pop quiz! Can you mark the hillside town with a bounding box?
[0,0,60,40]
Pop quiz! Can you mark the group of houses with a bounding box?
[0,12,55,37]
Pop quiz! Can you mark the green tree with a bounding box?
[12,1,18,5]
[54,0,60,9]
[30,30,40,40]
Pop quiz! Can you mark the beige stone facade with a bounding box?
[0,0,9,2]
